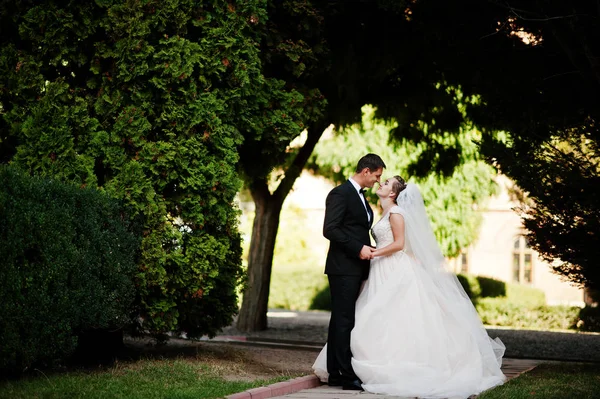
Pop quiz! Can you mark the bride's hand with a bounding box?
[359,245,375,260]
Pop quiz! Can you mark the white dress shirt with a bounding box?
[349,178,370,222]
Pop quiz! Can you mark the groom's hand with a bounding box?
[359,245,375,260]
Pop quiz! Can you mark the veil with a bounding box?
[395,183,505,367]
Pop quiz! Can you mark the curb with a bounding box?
[226,375,321,399]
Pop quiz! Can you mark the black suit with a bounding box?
[323,180,373,382]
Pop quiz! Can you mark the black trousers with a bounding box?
[326,274,362,381]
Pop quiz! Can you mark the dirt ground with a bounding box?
[123,336,320,382]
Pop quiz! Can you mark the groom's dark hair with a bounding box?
[356,153,386,173]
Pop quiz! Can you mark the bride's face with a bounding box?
[377,178,396,199]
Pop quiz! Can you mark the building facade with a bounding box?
[447,175,584,306]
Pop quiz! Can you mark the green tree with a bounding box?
[474,2,600,292]
[392,0,600,291]
[0,0,306,338]
[309,0,600,292]
[235,0,328,331]
[235,0,474,331]
[311,105,497,258]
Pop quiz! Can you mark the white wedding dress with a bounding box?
[313,184,506,399]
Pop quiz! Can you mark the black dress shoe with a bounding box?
[342,379,363,391]
[327,375,343,386]
[327,379,342,386]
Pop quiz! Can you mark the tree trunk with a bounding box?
[236,188,283,331]
[236,121,329,332]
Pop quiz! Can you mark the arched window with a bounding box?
[512,236,533,283]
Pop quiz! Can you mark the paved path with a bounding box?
[219,310,579,399]
[221,309,600,362]
[227,358,543,399]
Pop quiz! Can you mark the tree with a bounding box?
[307,0,600,291]
[311,105,497,258]
[391,0,600,290]
[475,2,600,292]
[0,0,307,338]
[236,0,478,331]
[235,0,328,331]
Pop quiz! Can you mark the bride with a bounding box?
[313,176,506,398]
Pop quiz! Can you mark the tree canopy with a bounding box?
[308,0,600,291]
[238,0,600,329]
[0,0,313,337]
[2,0,597,338]
[404,0,600,291]
[311,105,497,258]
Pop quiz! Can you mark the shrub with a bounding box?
[0,166,140,372]
[577,306,600,332]
[310,285,332,311]
[457,273,482,301]
[269,267,328,311]
[476,298,580,331]
[505,282,546,307]
[476,276,506,298]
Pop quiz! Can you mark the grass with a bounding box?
[0,346,291,399]
[479,363,600,399]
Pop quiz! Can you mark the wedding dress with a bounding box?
[313,184,506,399]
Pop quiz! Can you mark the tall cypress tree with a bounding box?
[0,0,307,338]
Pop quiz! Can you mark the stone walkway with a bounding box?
[227,358,543,399]
[217,310,559,399]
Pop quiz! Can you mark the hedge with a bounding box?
[0,166,140,372]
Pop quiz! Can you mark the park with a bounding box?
[1,1,599,398]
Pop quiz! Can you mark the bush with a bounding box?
[577,306,600,332]
[457,273,482,300]
[269,266,329,311]
[0,166,140,372]
[476,276,506,298]
[505,282,546,307]
[476,298,580,331]
[310,285,332,311]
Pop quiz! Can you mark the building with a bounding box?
[448,174,584,306]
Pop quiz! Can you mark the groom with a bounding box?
[323,153,385,390]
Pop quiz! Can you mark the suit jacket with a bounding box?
[323,180,373,279]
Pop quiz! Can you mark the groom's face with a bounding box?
[364,167,383,188]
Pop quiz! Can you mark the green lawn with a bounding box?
[480,362,600,399]
[0,358,288,399]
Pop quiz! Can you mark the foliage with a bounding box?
[0,357,290,399]
[471,279,580,331]
[486,130,600,292]
[457,274,482,301]
[297,0,600,296]
[0,166,139,372]
[240,205,329,311]
[476,276,507,298]
[504,282,546,307]
[270,268,328,311]
[387,0,600,291]
[238,0,327,183]
[0,0,299,338]
[310,286,331,311]
[576,306,600,332]
[475,299,580,331]
[478,363,600,399]
[309,105,497,258]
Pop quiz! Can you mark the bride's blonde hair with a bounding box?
[391,175,407,203]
